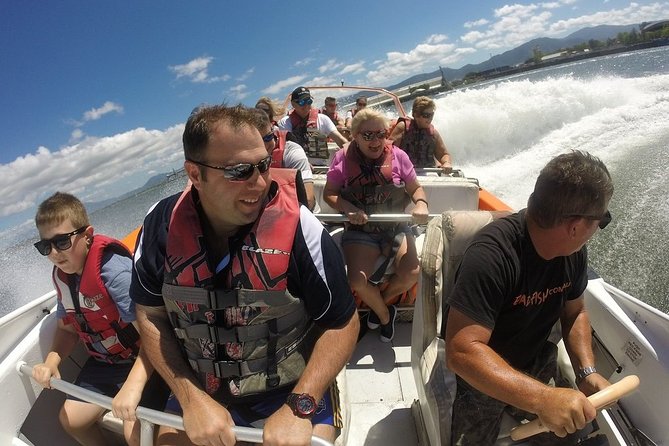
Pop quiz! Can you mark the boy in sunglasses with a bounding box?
[130,104,359,446]
[389,96,453,173]
[444,151,613,445]
[32,192,167,446]
[278,86,348,166]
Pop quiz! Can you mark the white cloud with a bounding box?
[70,128,84,143]
[464,18,489,28]
[366,36,458,85]
[319,59,343,74]
[83,101,123,122]
[294,57,314,67]
[339,62,366,75]
[262,75,308,95]
[0,125,184,220]
[236,67,255,81]
[228,84,249,101]
[169,56,229,83]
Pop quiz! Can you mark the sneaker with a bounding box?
[367,311,381,330]
[379,305,397,343]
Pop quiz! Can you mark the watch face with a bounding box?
[296,395,316,415]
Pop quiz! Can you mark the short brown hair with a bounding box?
[35,192,90,229]
[527,150,614,228]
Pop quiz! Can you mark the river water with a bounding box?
[1,46,668,317]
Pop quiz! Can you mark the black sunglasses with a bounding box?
[360,130,387,141]
[295,98,313,106]
[420,112,435,119]
[262,131,276,143]
[188,155,272,181]
[34,226,88,256]
[566,210,613,230]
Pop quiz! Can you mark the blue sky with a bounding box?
[1,0,667,232]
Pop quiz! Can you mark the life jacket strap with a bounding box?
[172,307,305,343]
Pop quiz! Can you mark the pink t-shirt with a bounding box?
[326,145,417,188]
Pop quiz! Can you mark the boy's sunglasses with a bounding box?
[360,130,388,141]
[34,226,87,256]
[188,155,273,181]
[295,98,313,106]
[262,131,276,143]
[566,210,612,230]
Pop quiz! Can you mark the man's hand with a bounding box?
[346,209,368,226]
[182,396,236,446]
[577,372,610,397]
[263,404,314,446]
[535,387,596,437]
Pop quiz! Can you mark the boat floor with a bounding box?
[344,320,419,446]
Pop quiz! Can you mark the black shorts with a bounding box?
[69,357,169,410]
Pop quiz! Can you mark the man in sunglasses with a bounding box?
[444,150,614,445]
[277,86,348,166]
[389,96,453,173]
[130,104,359,446]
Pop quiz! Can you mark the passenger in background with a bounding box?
[344,96,367,129]
[255,96,284,129]
[278,86,348,166]
[444,150,613,445]
[250,107,317,211]
[32,192,167,446]
[389,96,452,173]
[320,96,345,128]
[323,108,429,343]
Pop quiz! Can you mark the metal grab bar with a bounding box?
[17,362,334,446]
[316,213,442,223]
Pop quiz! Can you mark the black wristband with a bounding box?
[415,198,428,206]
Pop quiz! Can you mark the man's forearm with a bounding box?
[135,304,210,408]
[291,312,359,400]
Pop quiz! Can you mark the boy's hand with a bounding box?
[112,383,143,421]
[32,363,59,389]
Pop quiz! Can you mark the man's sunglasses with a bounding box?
[188,155,272,181]
[356,102,367,107]
[420,112,435,119]
[360,130,388,141]
[262,131,276,143]
[295,98,313,106]
[34,226,87,256]
[566,210,613,230]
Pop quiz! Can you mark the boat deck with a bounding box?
[343,320,419,446]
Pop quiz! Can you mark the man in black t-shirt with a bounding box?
[444,150,614,445]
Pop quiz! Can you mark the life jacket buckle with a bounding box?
[213,360,242,378]
[266,373,280,388]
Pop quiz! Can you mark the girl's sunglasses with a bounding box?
[188,155,273,181]
[34,226,87,256]
[360,130,388,141]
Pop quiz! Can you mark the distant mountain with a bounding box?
[386,23,639,90]
[85,171,171,213]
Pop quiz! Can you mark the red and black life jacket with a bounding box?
[287,109,329,159]
[53,235,139,363]
[341,142,410,234]
[270,130,288,168]
[395,117,437,167]
[161,169,316,403]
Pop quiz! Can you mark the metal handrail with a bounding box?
[17,362,334,446]
[316,213,441,223]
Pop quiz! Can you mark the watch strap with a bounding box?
[576,366,597,383]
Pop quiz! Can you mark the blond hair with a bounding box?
[350,108,389,135]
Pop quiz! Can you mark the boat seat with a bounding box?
[312,175,481,214]
[411,210,509,446]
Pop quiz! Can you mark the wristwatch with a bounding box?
[286,392,317,419]
[576,366,597,383]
